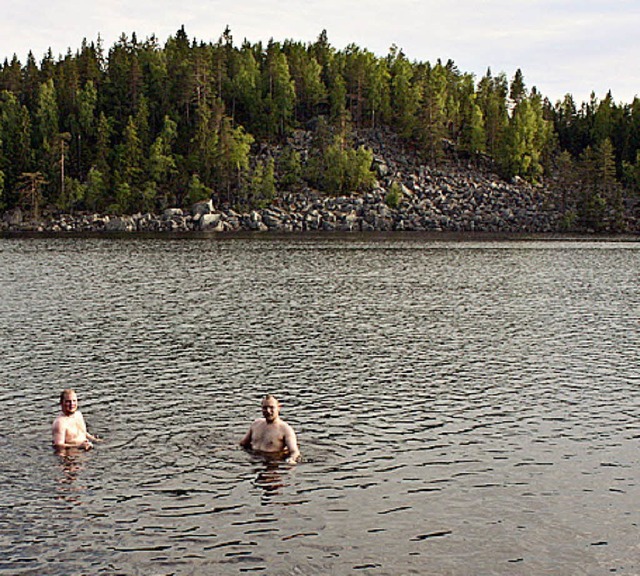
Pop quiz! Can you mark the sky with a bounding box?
[1,0,638,105]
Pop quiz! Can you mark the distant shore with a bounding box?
[2,172,637,236]
[2,132,638,236]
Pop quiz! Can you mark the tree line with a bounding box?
[1,27,638,230]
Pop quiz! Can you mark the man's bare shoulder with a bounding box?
[279,419,294,431]
[52,413,66,428]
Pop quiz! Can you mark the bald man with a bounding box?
[240,394,300,463]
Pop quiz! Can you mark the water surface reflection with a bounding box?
[0,235,638,575]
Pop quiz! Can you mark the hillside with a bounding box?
[1,29,639,234]
[2,127,617,234]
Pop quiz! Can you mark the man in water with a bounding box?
[240,394,300,463]
[52,389,101,451]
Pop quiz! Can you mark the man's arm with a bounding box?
[239,426,253,448]
[79,412,102,443]
[52,419,67,448]
[283,424,300,463]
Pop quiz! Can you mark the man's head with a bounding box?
[261,394,280,423]
[60,389,78,416]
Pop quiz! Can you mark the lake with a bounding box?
[0,233,638,575]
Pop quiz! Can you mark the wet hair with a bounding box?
[60,388,76,403]
[262,394,279,405]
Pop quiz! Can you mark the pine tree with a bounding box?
[477,69,508,159]
[215,116,254,204]
[17,171,47,220]
[147,115,178,207]
[416,62,448,163]
[0,55,22,94]
[113,116,144,211]
[388,45,418,139]
[34,79,61,202]
[190,98,221,187]
[509,69,527,107]
[262,42,295,138]
[229,43,262,127]
[284,40,326,124]
[0,91,33,204]
[75,80,98,177]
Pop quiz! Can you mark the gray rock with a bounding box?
[200,213,221,229]
[192,200,213,216]
[163,208,183,219]
[3,208,23,225]
[105,216,136,232]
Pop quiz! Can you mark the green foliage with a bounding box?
[477,70,508,158]
[35,79,59,150]
[559,210,577,232]
[622,150,640,192]
[307,135,375,195]
[77,81,97,136]
[17,171,47,220]
[509,69,526,105]
[0,166,5,211]
[56,176,86,212]
[262,42,295,138]
[114,116,144,200]
[415,62,448,162]
[229,45,262,125]
[554,150,577,213]
[388,45,419,138]
[186,173,212,205]
[85,167,107,211]
[190,99,221,184]
[385,181,402,209]
[499,93,551,183]
[112,181,132,214]
[215,116,254,203]
[277,145,303,189]
[244,158,276,209]
[285,41,327,123]
[0,26,637,222]
[576,138,624,231]
[148,115,178,203]
[139,181,160,213]
[458,76,486,157]
[0,91,32,204]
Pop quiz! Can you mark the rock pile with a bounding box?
[0,129,569,234]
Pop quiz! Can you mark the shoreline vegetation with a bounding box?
[0,131,577,235]
[1,28,639,235]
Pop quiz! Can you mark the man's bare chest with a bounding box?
[254,424,285,450]
[63,415,84,438]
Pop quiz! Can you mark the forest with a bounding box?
[1,26,639,231]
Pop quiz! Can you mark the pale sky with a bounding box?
[1,0,638,105]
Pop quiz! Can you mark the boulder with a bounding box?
[163,208,183,219]
[192,199,214,216]
[3,208,23,226]
[105,216,136,232]
[200,213,222,230]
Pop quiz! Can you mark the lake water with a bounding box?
[0,233,638,575]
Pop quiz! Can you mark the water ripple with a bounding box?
[1,236,638,575]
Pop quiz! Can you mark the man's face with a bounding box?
[61,392,78,416]
[262,398,280,423]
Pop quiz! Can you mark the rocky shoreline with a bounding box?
[1,130,637,235]
[0,172,561,234]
